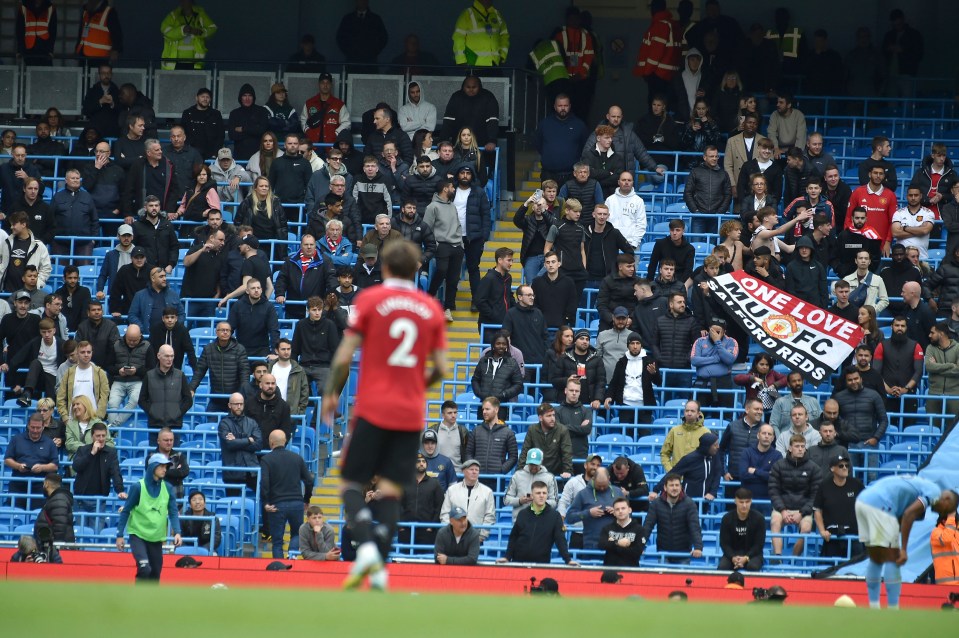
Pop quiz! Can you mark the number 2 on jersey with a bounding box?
[387,317,418,367]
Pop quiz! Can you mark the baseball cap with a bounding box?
[574,328,591,341]
[13,290,31,302]
[456,163,474,174]
[613,306,629,318]
[422,430,438,442]
[241,235,259,249]
[265,561,293,571]
[526,448,544,465]
[271,82,287,94]
[830,453,850,468]
[148,453,172,466]
[131,247,147,258]
[175,556,202,568]
[118,224,133,236]
[416,451,426,461]
[318,72,333,83]
[586,453,603,464]
[217,148,233,160]
[359,244,378,258]
[627,331,642,344]
[461,459,480,470]
[449,506,468,519]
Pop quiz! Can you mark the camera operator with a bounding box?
[10,535,47,563]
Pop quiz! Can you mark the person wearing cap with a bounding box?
[421,430,456,492]
[116,452,182,581]
[263,82,300,138]
[181,87,224,160]
[210,146,252,204]
[718,487,766,572]
[352,242,383,289]
[434,504,480,565]
[553,328,606,410]
[519,402,573,478]
[596,304,632,382]
[605,331,655,419]
[440,459,496,540]
[450,162,492,310]
[302,73,350,145]
[219,233,275,307]
[690,317,738,409]
[653,431,722,500]
[227,83,269,162]
[0,290,41,386]
[813,452,863,559]
[108,245,151,319]
[399,452,444,551]
[500,479,577,566]
[503,447,558,521]
[745,243,785,288]
[94,223,135,302]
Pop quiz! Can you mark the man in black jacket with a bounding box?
[76,300,120,370]
[392,199,437,280]
[399,452,444,551]
[596,254,638,330]
[718,488,766,571]
[291,296,340,393]
[553,330,606,409]
[132,197,178,272]
[72,422,126,516]
[599,496,646,567]
[247,373,293,449]
[269,133,313,205]
[138,345,193,433]
[497,481,577,566]
[475,247,514,343]
[532,251,578,329]
[648,292,698,393]
[180,88,225,160]
[108,247,150,319]
[502,284,550,380]
[684,145,732,235]
[149,306,196,370]
[647,218,696,282]
[35,472,74,549]
[260,429,314,559]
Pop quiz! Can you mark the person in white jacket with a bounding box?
[398,81,437,139]
[605,171,647,248]
[0,213,50,292]
[439,459,496,539]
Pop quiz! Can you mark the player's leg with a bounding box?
[883,560,903,609]
[340,419,388,588]
[770,510,784,556]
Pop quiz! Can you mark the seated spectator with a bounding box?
[739,424,782,503]
[503,448,558,521]
[604,331,655,418]
[440,460,496,541]
[775,404,823,455]
[181,490,221,554]
[298,505,340,561]
[813,453,864,559]
[4,416,59,508]
[498,480,576,565]
[64,395,111,463]
[718,488,766,571]
[769,371,822,433]
[434,505,480,566]
[769,434,822,559]
[36,397,64,450]
[9,317,65,405]
[211,147,252,204]
[691,318,738,408]
[643,472,704,564]
[352,156,392,226]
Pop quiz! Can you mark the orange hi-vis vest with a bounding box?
[77,6,113,57]
[931,514,959,585]
[22,5,53,50]
[555,27,594,80]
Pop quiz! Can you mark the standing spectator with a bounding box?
[683,145,731,235]
[16,1,58,66]
[150,306,195,371]
[159,0,216,70]
[518,403,572,478]
[925,323,959,434]
[131,196,178,272]
[93,224,134,302]
[813,453,864,559]
[604,331,655,417]
[137,344,192,432]
[398,81,436,138]
[599,497,646,567]
[336,0,388,68]
[806,421,849,473]
[842,251,889,314]
[115,454,183,582]
[428,402,469,472]
[54,266,91,333]
[605,171,647,249]
[80,63,121,137]
[911,143,957,222]
[291,296,340,393]
[633,0,681,107]
[718,488,766,571]
[246,373,293,448]
[882,9,924,97]
[671,49,704,123]
[643,473,704,564]
[873,316,924,419]
[654,430,722,501]
[227,84,269,161]
[75,300,119,370]
[260,429,314,558]
[531,252,578,329]
[0,145,42,217]
[190,322,249,413]
[646,219,695,282]
[566,467,619,549]
[475,248,514,341]
[180,88,223,159]
[227,279,278,357]
[659,400,710,470]
[679,100,722,168]
[740,424,781,503]
[768,435,822,559]
[557,164,603,227]
[57,342,109,420]
[123,140,178,217]
[16,176,56,246]
[263,83,300,138]
[534,94,587,185]
[452,1,508,67]
[724,113,766,201]
[833,367,888,477]
[72,422,126,515]
[50,169,99,260]
[128,267,183,335]
[585,204,633,290]
[891,186,935,260]
[502,284,549,378]
[552,330,605,409]
[847,166,898,256]
[301,73,350,145]
[784,235,829,307]
[218,393,262,494]
[0,211,51,294]
[269,133,313,206]
[440,77,500,182]
[163,125,203,199]
[440,459,497,541]
[267,339,309,416]
[465,396,517,476]
[648,292,699,392]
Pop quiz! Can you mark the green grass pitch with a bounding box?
[0,580,955,635]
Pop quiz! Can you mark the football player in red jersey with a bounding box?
[322,239,447,590]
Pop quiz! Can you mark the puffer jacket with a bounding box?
[552,347,606,405]
[642,489,703,553]
[512,204,555,264]
[465,421,518,475]
[109,338,155,379]
[191,338,250,394]
[401,167,443,213]
[768,453,821,515]
[35,486,75,543]
[470,353,523,403]
[719,417,762,479]
[235,193,287,241]
[582,121,658,173]
[928,256,959,309]
[650,311,698,369]
[683,161,732,214]
[460,182,492,242]
[596,272,639,328]
[227,83,269,160]
[832,386,888,444]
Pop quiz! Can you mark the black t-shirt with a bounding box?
[240,252,271,292]
[3,236,33,292]
[813,476,864,532]
[182,245,225,297]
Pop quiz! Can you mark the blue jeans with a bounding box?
[522,254,545,285]
[268,500,304,558]
[848,441,880,483]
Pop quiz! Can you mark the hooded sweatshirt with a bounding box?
[117,458,181,538]
[661,417,710,471]
[655,432,723,498]
[605,188,647,248]
[398,81,437,137]
[227,83,269,161]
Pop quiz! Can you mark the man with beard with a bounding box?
[131,195,178,271]
[835,207,882,277]
[246,373,293,447]
[880,245,923,316]
[128,266,183,336]
[180,87,224,159]
[398,452,444,551]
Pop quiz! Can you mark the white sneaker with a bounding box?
[368,566,389,591]
[343,541,383,590]
[444,309,454,322]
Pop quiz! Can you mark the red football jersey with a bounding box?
[347,279,446,431]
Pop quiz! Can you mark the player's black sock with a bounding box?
[342,488,372,546]
[372,497,400,560]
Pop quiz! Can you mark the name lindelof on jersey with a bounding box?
[375,296,435,319]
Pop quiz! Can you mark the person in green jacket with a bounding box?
[116,453,182,582]
[160,0,217,70]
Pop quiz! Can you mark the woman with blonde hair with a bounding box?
[713,71,743,133]
[453,126,483,181]
[36,397,65,449]
[235,176,288,259]
[64,395,112,462]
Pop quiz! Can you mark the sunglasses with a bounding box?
[836,463,850,469]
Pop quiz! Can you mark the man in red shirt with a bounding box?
[846,165,898,257]
[322,239,447,590]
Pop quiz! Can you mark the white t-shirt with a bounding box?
[38,339,58,376]
[891,206,934,259]
[272,362,292,401]
[454,187,470,237]
[72,365,97,410]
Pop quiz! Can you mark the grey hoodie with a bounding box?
[423,192,462,245]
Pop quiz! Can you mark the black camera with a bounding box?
[752,587,770,600]
[27,551,48,563]
[943,592,959,610]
